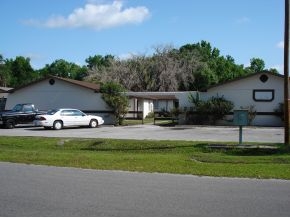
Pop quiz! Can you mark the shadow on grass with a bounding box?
[202,143,290,156]
[81,141,207,152]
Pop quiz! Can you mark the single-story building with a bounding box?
[202,71,286,126]
[127,72,288,126]
[0,87,13,111]
[127,92,196,119]
[3,72,289,126]
[4,76,115,124]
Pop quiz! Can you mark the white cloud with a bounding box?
[118,52,135,60]
[24,1,150,30]
[271,64,283,74]
[277,41,284,49]
[236,16,250,24]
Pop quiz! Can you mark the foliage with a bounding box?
[245,58,265,74]
[0,54,11,87]
[170,107,182,117]
[85,54,114,70]
[85,41,268,92]
[188,92,202,109]
[158,108,171,117]
[188,94,234,124]
[145,111,155,118]
[5,56,37,87]
[100,82,129,125]
[0,40,279,90]
[38,59,88,80]
[274,103,284,121]
[204,95,234,123]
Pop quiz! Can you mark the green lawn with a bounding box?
[0,136,290,179]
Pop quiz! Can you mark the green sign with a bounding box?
[233,110,249,126]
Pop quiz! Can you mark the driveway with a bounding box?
[0,124,284,143]
[0,162,289,216]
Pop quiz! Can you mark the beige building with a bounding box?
[5,76,115,124]
[4,72,289,126]
[0,87,13,111]
[203,72,286,126]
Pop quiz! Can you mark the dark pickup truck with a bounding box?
[0,103,45,128]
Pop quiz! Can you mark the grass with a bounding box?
[123,117,175,126]
[0,136,290,179]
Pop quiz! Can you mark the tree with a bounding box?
[83,41,276,92]
[245,58,265,73]
[0,54,11,87]
[85,55,114,70]
[39,59,88,80]
[100,82,129,125]
[179,41,246,89]
[6,56,36,87]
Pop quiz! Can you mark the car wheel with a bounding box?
[89,119,98,128]
[53,120,63,130]
[5,119,15,129]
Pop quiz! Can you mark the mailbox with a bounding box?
[233,110,249,126]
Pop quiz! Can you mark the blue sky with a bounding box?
[0,0,285,73]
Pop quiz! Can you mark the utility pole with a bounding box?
[284,0,289,145]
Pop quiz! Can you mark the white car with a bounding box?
[34,108,104,130]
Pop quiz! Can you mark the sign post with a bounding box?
[233,110,249,145]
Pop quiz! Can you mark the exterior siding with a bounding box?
[203,73,285,126]
[5,78,115,124]
[3,73,287,126]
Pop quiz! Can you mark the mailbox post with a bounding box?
[233,110,249,144]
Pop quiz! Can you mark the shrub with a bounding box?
[146,112,155,118]
[170,107,182,117]
[205,95,234,123]
[274,103,284,121]
[188,93,234,124]
[100,82,129,125]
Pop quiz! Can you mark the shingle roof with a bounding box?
[0,87,13,93]
[203,71,285,91]
[53,76,100,92]
[128,94,177,100]
[9,75,100,93]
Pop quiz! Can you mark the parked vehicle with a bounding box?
[34,108,104,130]
[0,103,44,129]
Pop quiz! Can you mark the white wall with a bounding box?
[143,100,153,118]
[5,78,115,124]
[202,73,284,126]
[127,91,196,110]
[6,79,108,110]
[4,74,287,126]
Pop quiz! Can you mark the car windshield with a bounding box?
[46,109,59,115]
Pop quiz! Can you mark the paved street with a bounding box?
[0,124,284,143]
[0,162,290,216]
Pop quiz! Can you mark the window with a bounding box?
[23,105,33,112]
[259,74,269,83]
[72,110,85,116]
[61,110,74,116]
[253,89,274,102]
[153,100,159,110]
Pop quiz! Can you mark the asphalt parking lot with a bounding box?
[0,124,284,143]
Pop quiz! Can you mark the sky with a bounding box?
[0,0,285,73]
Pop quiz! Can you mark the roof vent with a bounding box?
[259,74,268,83]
